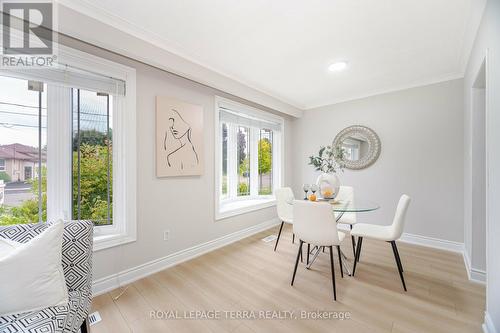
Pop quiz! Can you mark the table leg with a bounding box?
[306,246,322,269]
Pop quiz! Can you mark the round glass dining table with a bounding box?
[320,198,380,214]
[307,198,380,275]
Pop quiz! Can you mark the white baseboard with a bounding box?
[483,311,498,333]
[463,249,487,283]
[92,218,280,296]
[399,232,464,253]
[399,233,486,284]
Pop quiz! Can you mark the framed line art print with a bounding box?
[156,96,204,177]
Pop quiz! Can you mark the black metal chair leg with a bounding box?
[291,240,304,286]
[350,225,356,258]
[80,318,89,333]
[299,243,303,263]
[336,245,344,278]
[393,241,404,272]
[390,241,407,291]
[307,243,310,265]
[352,237,363,276]
[274,221,284,251]
[328,246,337,301]
[292,233,295,244]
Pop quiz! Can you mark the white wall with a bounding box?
[57,36,293,282]
[292,79,464,243]
[464,0,500,331]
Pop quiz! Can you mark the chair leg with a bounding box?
[80,318,89,333]
[352,237,363,276]
[274,221,284,252]
[328,246,337,301]
[393,241,404,272]
[291,240,304,286]
[292,233,295,244]
[390,241,407,291]
[350,225,356,258]
[336,245,344,278]
[307,243,311,265]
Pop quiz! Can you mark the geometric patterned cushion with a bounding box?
[0,290,91,333]
[0,221,93,333]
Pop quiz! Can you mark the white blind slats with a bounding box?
[219,106,282,132]
[0,64,126,96]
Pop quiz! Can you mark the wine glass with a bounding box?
[310,184,319,195]
[302,184,310,200]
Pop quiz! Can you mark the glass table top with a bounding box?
[318,198,380,212]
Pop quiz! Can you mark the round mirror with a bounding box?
[333,125,381,170]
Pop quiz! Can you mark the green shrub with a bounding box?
[0,171,10,183]
[238,182,249,196]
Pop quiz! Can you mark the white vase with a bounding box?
[316,173,341,199]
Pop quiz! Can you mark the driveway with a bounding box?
[3,182,35,207]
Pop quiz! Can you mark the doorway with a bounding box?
[24,166,33,181]
[471,59,487,278]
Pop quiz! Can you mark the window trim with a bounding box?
[214,96,284,220]
[0,158,5,171]
[0,44,137,251]
[58,45,137,251]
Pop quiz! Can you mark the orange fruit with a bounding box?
[309,194,317,201]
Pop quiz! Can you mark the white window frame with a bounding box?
[0,159,5,171]
[0,44,137,251]
[214,96,284,220]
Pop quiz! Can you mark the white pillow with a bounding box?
[0,220,69,316]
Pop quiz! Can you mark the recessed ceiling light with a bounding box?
[328,61,348,72]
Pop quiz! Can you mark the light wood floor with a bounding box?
[90,225,485,333]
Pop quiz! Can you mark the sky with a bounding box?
[0,76,47,147]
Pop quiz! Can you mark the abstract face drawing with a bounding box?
[164,108,199,170]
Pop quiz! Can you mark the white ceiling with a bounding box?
[61,0,484,109]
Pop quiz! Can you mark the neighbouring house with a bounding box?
[0,144,46,183]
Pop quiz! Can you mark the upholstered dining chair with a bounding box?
[291,200,346,301]
[351,194,411,291]
[274,187,295,252]
[335,186,357,257]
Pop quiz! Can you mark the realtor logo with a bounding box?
[1,0,57,67]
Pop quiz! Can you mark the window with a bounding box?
[215,97,283,219]
[0,44,137,251]
[0,76,47,224]
[72,89,113,226]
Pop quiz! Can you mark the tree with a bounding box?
[72,129,111,151]
[72,143,112,224]
[237,129,247,166]
[258,138,272,175]
[258,138,272,194]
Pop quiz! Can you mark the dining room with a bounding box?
[1,1,498,333]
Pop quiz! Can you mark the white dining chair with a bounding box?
[351,194,411,291]
[274,187,295,252]
[335,186,357,257]
[291,200,346,301]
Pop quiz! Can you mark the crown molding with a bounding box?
[305,72,464,110]
[56,0,480,114]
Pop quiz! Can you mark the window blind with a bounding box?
[0,64,126,96]
[219,105,282,132]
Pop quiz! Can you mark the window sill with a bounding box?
[93,233,136,252]
[216,197,276,220]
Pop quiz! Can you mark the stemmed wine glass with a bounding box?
[310,184,319,196]
[302,184,310,200]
